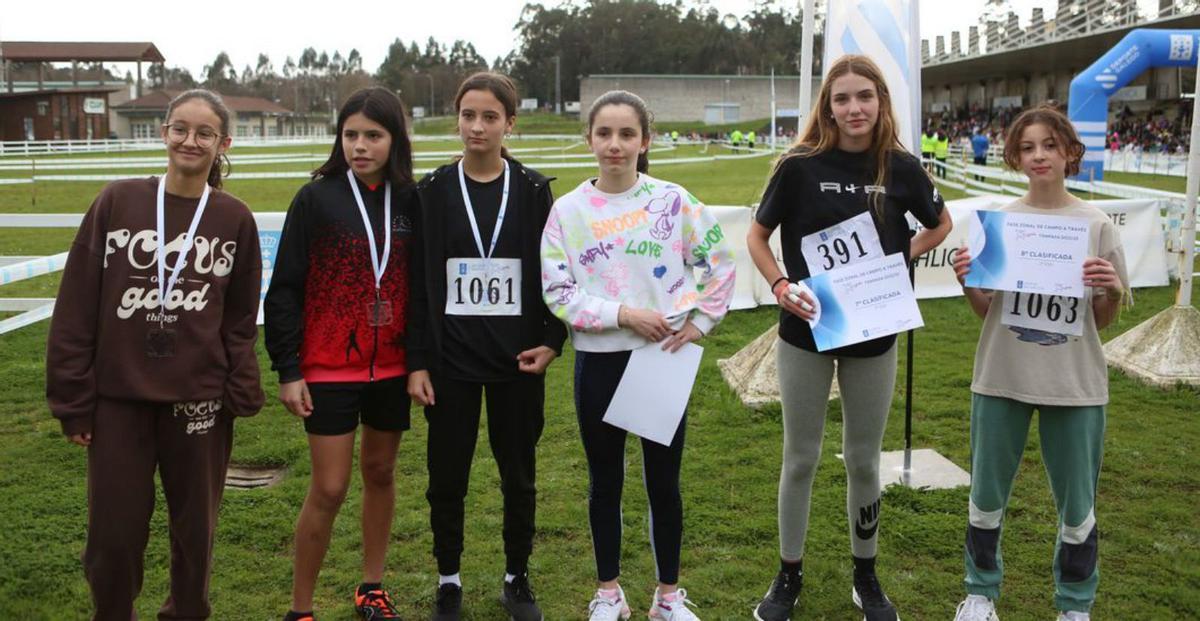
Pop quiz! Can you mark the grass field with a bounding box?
[1,142,1197,620]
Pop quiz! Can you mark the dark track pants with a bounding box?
[425,373,545,576]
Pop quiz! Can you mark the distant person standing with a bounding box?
[971,127,990,181]
[921,127,937,172]
[731,128,744,151]
[935,130,950,178]
[747,130,757,149]
[671,129,680,144]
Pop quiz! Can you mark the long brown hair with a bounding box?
[586,90,653,174]
[1002,103,1085,177]
[455,72,518,159]
[165,89,232,189]
[779,54,904,215]
[313,87,414,187]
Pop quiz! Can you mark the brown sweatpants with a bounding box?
[84,397,233,621]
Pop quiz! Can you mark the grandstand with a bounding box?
[919,1,1200,155]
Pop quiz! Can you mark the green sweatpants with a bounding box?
[964,393,1105,613]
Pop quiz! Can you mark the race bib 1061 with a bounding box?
[445,258,522,316]
[800,212,885,275]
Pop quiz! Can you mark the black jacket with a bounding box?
[406,157,567,373]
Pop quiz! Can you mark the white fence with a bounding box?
[0,134,593,157]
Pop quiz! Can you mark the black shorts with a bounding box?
[304,375,411,436]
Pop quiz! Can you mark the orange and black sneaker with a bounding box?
[354,584,403,620]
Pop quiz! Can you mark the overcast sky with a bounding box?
[0,0,1162,78]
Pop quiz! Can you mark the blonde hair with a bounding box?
[777,54,905,216]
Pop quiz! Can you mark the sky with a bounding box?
[0,0,1164,79]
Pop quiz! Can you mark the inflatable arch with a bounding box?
[1068,28,1200,180]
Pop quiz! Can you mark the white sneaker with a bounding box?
[1057,612,1089,621]
[648,587,700,621]
[588,585,632,621]
[954,595,999,621]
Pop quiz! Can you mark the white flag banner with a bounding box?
[822,0,923,153]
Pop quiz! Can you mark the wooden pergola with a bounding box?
[0,41,165,97]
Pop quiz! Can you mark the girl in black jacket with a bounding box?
[406,72,566,621]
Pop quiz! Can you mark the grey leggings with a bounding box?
[776,339,897,561]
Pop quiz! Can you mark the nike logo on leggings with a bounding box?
[855,497,881,540]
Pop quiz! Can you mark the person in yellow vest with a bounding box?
[934,130,950,179]
[747,130,757,149]
[921,128,937,173]
[731,129,744,151]
[671,130,680,144]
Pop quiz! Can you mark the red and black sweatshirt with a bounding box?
[264,174,415,384]
[45,177,265,436]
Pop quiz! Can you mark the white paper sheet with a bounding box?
[602,342,703,446]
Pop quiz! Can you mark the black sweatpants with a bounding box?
[425,372,545,576]
[574,350,687,585]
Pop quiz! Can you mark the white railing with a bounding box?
[0,133,592,157]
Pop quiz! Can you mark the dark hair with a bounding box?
[454,72,518,159]
[1002,103,1085,177]
[314,87,413,186]
[165,89,232,189]
[586,90,653,174]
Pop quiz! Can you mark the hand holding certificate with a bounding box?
[802,253,924,351]
[964,210,1089,297]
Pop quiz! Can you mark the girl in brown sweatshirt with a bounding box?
[45,89,264,620]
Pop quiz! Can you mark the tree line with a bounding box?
[8,0,819,117]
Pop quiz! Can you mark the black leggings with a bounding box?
[425,372,545,576]
[574,350,687,584]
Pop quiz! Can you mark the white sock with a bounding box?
[504,573,517,584]
[439,573,461,586]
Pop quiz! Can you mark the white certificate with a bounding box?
[965,210,1089,297]
[445,257,522,316]
[800,211,885,275]
[602,342,703,447]
[803,253,924,352]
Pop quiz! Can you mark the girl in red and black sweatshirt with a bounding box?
[45,89,264,620]
[264,87,416,621]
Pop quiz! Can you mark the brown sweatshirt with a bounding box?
[46,176,265,436]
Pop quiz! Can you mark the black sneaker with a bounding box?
[354,585,402,620]
[500,573,544,621]
[431,583,462,621]
[754,570,803,621]
[852,570,899,621]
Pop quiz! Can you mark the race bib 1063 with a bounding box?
[800,212,885,275]
[445,258,522,316]
[999,290,1085,337]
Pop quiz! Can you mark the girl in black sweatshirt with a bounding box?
[406,72,566,621]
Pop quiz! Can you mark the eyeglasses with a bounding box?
[163,124,223,148]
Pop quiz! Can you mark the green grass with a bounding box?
[1,144,1198,620]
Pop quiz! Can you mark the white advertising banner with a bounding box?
[250,198,1169,322]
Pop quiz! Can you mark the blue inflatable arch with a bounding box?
[1068,28,1200,180]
